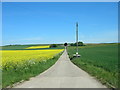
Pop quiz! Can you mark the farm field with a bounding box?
[0,44,63,50]
[67,43,118,88]
[1,45,64,88]
[25,45,50,49]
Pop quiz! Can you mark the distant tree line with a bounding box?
[70,41,85,46]
[50,44,58,48]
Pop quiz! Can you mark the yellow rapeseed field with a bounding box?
[26,45,50,49]
[1,49,64,70]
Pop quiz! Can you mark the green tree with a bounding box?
[70,41,84,46]
[64,43,68,46]
[50,44,57,48]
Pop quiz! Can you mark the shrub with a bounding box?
[50,44,57,48]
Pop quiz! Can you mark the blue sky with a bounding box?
[2,2,118,45]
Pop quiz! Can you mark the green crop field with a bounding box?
[67,43,118,88]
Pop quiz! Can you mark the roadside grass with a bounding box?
[67,44,118,88]
[0,70,2,89]
[2,52,62,88]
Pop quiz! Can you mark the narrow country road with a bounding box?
[14,49,106,88]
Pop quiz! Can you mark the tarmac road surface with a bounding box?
[13,49,106,88]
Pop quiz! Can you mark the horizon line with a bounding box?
[1,42,119,46]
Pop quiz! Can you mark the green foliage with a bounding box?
[70,41,84,46]
[67,43,118,88]
[64,43,68,46]
[70,43,74,46]
[50,44,57,48]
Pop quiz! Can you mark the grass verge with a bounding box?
[67,44,118,88]
[2,52,62,88]
[71,58,117,88]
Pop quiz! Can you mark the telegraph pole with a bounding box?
[73,22,80,57]
[76,22,78,55]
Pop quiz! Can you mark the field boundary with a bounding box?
[70,59,116,89]
[2,50,64,88]
[5,50,64,89]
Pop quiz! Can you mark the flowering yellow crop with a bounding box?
[1,49,64,70]
[26,46,50,49]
